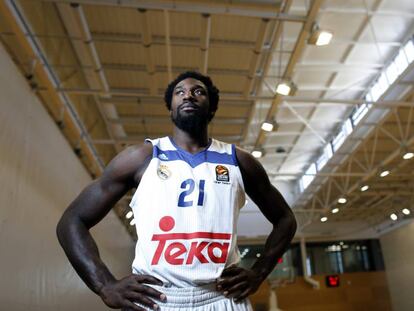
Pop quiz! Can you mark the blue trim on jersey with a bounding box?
[168,136,213,156]
[153,146,235,168]
[231,144,239,167]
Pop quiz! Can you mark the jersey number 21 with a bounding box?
[178,179,205,207]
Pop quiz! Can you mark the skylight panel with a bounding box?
[351,103,369,126]
[385,61,399,85]
[316,144,333,170]
[394,48,409,74]
[403,39,414,62]
[302,163,317,189]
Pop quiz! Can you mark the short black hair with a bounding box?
[164,71,219,121]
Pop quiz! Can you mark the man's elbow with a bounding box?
[277,208,297,239]
[287,211,297,238]
[56,209,77,245]
[56,212,68,244]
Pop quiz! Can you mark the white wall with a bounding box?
[0,42,134,310]
[380,220,414,311]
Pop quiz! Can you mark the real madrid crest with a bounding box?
[157,164,171,180]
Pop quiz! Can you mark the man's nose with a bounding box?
[183,90,195,100]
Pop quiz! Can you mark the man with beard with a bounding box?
[56,71,297,311]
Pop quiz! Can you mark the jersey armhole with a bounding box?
[231,144,246,192]
[144,138,157,158]
[231,144,238,167]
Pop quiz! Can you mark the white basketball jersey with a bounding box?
[129,136,246,287]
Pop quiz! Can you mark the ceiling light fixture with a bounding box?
[321,216,328,222]
[390,213,398,221]
[403,152,414,160]
[332,208,339,214]
[126,211,133,219]
[130,218,136,226]
[402,208,411,215]
[275,80,297,96]
[360,185,369,192]
[338,197,347,204]
[261,121,274,132]
[252,149,264,158]
[261,119,278,132]
[308,24,333,46]
[380,170,390,177]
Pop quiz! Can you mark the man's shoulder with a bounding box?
[116,142,153,165]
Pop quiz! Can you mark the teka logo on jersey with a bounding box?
[151,216,231,265]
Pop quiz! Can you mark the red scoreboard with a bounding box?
[326,275,340,287]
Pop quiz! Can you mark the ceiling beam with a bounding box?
[163,10,172,81]
[109,116,247,125]
[56,3,126,152]
[274,0,385,173]
[93,135,242,145]
[199,13,211,74]
[56,88,414,107]
[137,9,157,95]
[40,0,306,22]
[0,0,103,174]
[253,0,323,149]
[244,18,271,97]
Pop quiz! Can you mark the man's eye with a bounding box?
[175,90,185,95]
[194,89,205,95]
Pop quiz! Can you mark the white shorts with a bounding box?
[135,283,253,311]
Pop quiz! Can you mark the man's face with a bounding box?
[170,78,211,135]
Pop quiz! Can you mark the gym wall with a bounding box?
[0,42,134,310]
[380,222,414,311]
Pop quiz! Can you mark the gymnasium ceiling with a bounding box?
[0,0,413,242]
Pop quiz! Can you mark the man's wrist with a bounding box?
[251,265,269,282]
[95,275,117,296]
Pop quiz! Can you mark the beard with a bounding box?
[171,105,209,137]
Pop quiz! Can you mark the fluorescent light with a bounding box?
[316,30,333,46]
[402,208,411,215]
[338,197,347,204]
[403,152,414,160]
[276,82,291,95]
[126,211,133,219]
[261,121,274,132]
[130,218,136,226]
[308,28,333,46]
[360,185,369,192]
[332,208,339,214]
[390,213,398,221]
[380,170,390,177]
[321,216,328,222]
[252,150,263,158]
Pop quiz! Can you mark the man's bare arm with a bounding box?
[217,147,297,301]
[56,144,165,311]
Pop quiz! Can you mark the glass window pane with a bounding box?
[394,49,409,74]
[403,39,414,62]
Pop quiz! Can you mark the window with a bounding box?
[305,240,385,275]
[385,61,399,85]
[403,39,414,62]
[332,119,353,152]
[351,103,369,126]
[316,143,333,170]
[302,163,317,189]
[394,48,409,74]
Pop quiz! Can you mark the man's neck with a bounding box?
[171,127,209,154]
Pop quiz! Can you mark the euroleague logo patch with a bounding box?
[215,165,229,182]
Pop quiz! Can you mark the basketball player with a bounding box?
[57,71,297,310]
